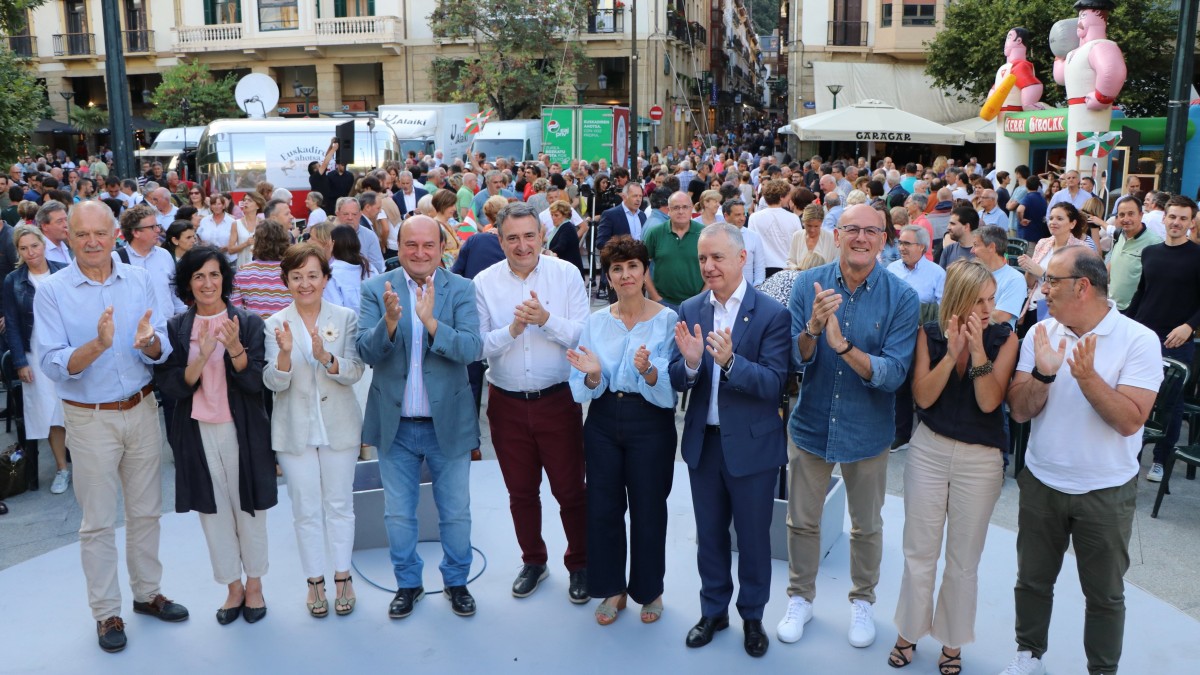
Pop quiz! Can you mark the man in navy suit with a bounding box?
[595,182,646,252]
[668,222,792,657]
[392,170,429,219]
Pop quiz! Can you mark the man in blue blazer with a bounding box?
[391,170,429,219]
[595,183,647,253]
[668,222,791,658]
[357,215,482,620]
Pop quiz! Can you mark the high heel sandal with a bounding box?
[640,596,663,624]
[307,578,328,618]
[594,594,627,626]
[888,640,916,668]
[939,647,962,675]
[334,575,356,616]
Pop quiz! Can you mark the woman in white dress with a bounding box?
[2,226,70,494]
[197,193,249,268]
[232,192,264,269]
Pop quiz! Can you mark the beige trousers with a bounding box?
[893,423,1003,648]
[786,442,890,604]
[196,421,269,585]
[63,395,164,622]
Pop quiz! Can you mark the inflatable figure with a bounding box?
[982,28,1046,174]
[1053,0,1127,174]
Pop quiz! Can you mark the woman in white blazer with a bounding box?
[264,243,364,619]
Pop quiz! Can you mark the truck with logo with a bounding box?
[469,119,544,163]
[376,102,478,164]
[541,105,630,168]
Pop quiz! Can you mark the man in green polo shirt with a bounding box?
[644,191,705,311]
[1109,195,1161,310]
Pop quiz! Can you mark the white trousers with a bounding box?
[277,445,357,578]
[196,421,269,585]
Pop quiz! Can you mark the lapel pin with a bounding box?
[743,316,749,322]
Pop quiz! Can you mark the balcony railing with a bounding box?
[668,14,689,44]
[587,8,624,34]
[315,15,402,42]
[123,29,153,53]
[176,23,244,47]
[4,35,34,58]
[689,21,706,48]
[827,21,867,47]
[52,32,95,57]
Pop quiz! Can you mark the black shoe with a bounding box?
[511,564,548,598]
[242,604,267,624]
[890,437,910,452]
[132,594,189,622]
[0,501,7,515]
[568,569,589,605]
[388,587,424,619]
[685,615,730,648]
[97,616,127,653]
[215,604,242,625]
[743,620,769,657]
[444,585,476,617]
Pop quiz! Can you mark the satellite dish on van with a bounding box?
[235,74,280,119]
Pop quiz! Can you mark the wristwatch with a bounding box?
[321,355,336,371]
[836,340,853,356]
[1031,367,1056,384]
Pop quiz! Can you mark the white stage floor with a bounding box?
[1,460,1196,674]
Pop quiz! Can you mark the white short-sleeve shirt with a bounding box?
[1018,302,1164,494]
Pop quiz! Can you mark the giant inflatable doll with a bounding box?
[1052,0,1127,175]
[981,27,1046,174]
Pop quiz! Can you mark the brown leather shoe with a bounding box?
[132,594,190,622]
[97,616,127,653]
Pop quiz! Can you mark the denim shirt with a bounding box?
[788,260,919,462]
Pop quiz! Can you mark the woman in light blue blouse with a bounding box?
[568,236,678,627]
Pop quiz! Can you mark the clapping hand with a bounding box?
[633,344,652,375]
[705,327,734,369]
[944,315,967,359]
[310,327,330,365]
[674,321,705,369]
[1017,254,1039,276]
[134,309,156,351]
[215,316,242,354]
[274,322,293,352]
[383,281,402,323]
[96,306,115,349]
[197,323,219,359]
[964,313,986,361]
[808,282,842,335]
[414,280,435,325]
[516,290,549,328]
[566,345,602,377]
[1033,323,1067,377]
[1067,334,1098,382]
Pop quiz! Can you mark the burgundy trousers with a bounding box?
[486,384,587,571]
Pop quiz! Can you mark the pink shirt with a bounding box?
[189,313,233,423]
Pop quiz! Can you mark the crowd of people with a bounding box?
[0,134,1190,675]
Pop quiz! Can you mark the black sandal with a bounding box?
[939,647,962,675]
[307,577,328,618]
[888,640,916,668]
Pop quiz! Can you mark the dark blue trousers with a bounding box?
[689,426,777,621]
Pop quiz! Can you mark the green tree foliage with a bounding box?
[428,0,588,120]
[69,104,108,156]
[0,45,50,163]
[747,0,779,37]
[147,61,241,127]
[925,0,1182,118]
[0,0,44,34]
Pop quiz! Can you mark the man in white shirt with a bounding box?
[725,200,764,287]
[747,179,803,276]
[335,197,384,275]
[977,190,1007,228]
[114,205,186,319]
[1141,191,1167,239]
[1047,170,1094,210]
[147,188,177,230]
[473,201,590,605]
[536,185,583,230]
[36,201,72,264]
[1004,247,1161,675]
[970,226,1025,328]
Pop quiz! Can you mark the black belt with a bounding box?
[400,416,433,423]
[493,381,569,401]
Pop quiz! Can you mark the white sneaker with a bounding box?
[847,599,875,648]
[1146,463,1164,483]
[998,650,1045,675]
[50,469,71,495]
[775,596,813,643]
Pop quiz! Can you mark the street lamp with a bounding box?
[597,72,608,90]
[573,82,589,105]
[180,97,190,147]
[827,83,843,110]
[299,85,315,118]
[59,90,74,126]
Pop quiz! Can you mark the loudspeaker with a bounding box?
[335,121,355,166]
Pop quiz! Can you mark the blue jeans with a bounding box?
[378,419,473,588]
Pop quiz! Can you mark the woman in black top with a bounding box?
[888,259,1017,675]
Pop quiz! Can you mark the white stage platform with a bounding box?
[1,460,1196,674]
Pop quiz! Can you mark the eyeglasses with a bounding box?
[668,205,691,211]
[1040,274,1082,288]
[134,223,162,231]
[840,225,884,238]
[897,241,922,248]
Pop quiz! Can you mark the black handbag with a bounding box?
[0,443,27,500]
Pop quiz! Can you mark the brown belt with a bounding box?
[64,383,155,412]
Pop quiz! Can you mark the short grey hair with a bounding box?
[976,225,1008,254]
[335,196,360,213]
[1067,248,1109,294]
[699,222,744,253]
[621,181,643,196]
[495,201,540,233]
[907,193,929,210]
[823,192,840,208]
[35,200,66,227]
[900,224,929,251]
[357,191,378,209]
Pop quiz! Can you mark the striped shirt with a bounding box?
[230,259,290,319]
[401,268,433,418]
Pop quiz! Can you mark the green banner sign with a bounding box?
[1002,108,1191,145]
[542,107,575,166]
[580,107,613,164]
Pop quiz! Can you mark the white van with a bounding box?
[469,120,543,163]
[376,102,478,164]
